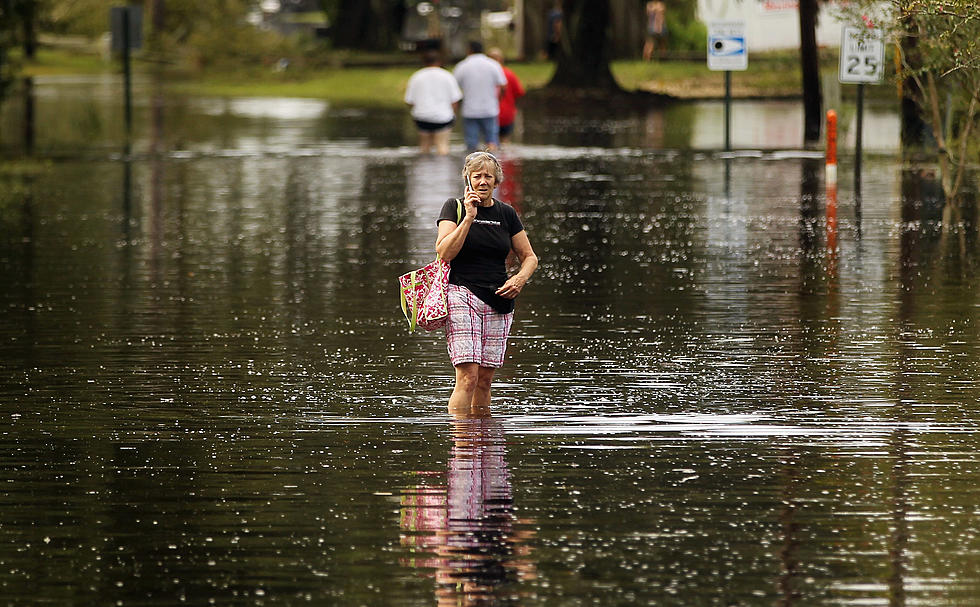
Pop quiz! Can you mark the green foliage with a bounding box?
[664,12,706,52]
[20,46,105,75]
[0,1,19,96]
[176,22,305,73]
[41,0,108,38]
[660,0,700,47]
[837,0,980,199]
[7,0,332,75]
[141,0,328,74]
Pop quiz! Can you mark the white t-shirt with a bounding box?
[452,53,507,119]
[404,67,463,124]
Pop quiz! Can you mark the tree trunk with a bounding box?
[151,0,166,35]
[547,0,621,90]
[898,10,933,152]
[332,0,404,51]
[20,0,37,60]
[332,0,371,49]
[799,0,822,145]
[609,0,644,59]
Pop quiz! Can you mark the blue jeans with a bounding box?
[463,116,500,151]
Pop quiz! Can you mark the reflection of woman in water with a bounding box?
[400,406,535,604]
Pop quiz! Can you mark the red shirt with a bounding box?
[497,66,525,127]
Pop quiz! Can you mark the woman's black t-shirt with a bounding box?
[438,198,524,313]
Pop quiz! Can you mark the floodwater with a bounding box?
[2,76,979,606]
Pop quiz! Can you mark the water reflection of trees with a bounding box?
[524,155,699,321]
[399,412,535,605]
[520,104,696,149]
[900,168,979,298]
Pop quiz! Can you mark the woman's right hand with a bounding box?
[463,188,479,220]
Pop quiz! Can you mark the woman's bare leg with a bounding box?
[448,363,479,412]
[434,129,451,155]
[418,131,434,154]
[471,365,496,407]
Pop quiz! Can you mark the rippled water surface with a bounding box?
[2,78,980,606]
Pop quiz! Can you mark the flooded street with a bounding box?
[2,77,980,606]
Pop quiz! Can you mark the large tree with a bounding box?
[0,0,38,66]
[325,0,405,51]
[547,0,620,91]
[0,0,11,99]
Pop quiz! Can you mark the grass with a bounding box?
[19,47,109,77]
[13,43,892,106]
[172,52,880,106]
[175,61,557,107]
[0,159,50,175]
[175,56,820,106]
[180,66,431,106]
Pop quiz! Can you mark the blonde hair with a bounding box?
[461,151,504,184]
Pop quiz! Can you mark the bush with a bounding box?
[160,23,327,75]
[666,14,706,52]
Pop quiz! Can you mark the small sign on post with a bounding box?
[110,6,143,52]
[839,26,883,84]
[838,25,883,189]
[707,21,748,72]
[110,5,143,142]
[707,21,747,151]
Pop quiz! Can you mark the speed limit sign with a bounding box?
[839,26,884,84]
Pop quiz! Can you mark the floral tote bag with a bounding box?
[398,200,462,332]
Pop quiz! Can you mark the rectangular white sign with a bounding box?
[708,21,748,71]
[839,26,884,84]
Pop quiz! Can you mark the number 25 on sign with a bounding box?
[839,26,884,84]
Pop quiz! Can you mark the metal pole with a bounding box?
[23,77,35,155]
[724,70,732,151]
[122,7,132,139]
[855,83,864,185]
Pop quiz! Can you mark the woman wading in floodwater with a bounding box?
[435,152,538,416]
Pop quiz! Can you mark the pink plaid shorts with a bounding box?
[445,284,514,368]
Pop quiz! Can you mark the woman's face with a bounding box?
[467,162,497,202]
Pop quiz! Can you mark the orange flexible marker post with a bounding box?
[825,109,839,267]
[825,110,838,184]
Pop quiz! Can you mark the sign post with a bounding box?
[708,21,747,151]
[838,25,883,183]
[111,6,143,141]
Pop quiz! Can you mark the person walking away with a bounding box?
[404,49,463,155]
[435,152,538,415]
[643,1,668,61]
[453,41,507,152]
[487,47,525,146]
[545,2,562,61]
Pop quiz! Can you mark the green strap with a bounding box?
[399,275,411,329]
[406,271,419,332]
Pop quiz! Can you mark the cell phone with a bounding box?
[465,175,473,191]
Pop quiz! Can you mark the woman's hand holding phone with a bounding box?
[463,176,479,220]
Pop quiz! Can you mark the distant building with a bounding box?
[401,0,516,60]
[697,0,853,51]
[248,0,329,39]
